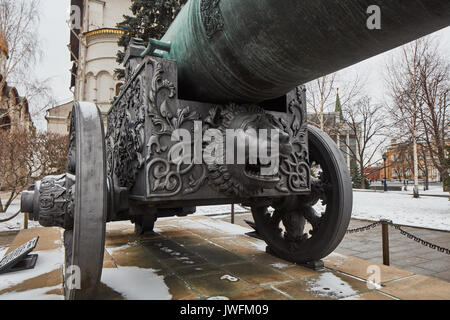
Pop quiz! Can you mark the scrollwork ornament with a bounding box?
[276,86,310,193]
[108,72,146,190]
[145,58,204,198]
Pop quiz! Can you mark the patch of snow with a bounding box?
[327,252,348,259]
[153,243,195,265]
[306,272,358,299]
[207,296,230,300]
[0,247,7,260]
[249,240,267,252]
[0,200,41,232]
[352,191,450,231]
[220,275,239,282]
[367,280,382,290]
[357,184,449,197]
[270,263,290,270]
[340,294,363,300]
[195,219,252,236]
[106,221,134,228]
[194,205,249,216]
[106,243,135,254]
[0,248,64,292]
[101,266,172,300]
[0,285,63,300]
[211,214,233,219]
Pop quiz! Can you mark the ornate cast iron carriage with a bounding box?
[20,0,450,299]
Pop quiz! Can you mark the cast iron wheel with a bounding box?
[251,125,352,263]
[64,102,107,300]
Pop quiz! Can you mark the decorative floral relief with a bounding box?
[275,86,310,193]
[145,58,206,197]
[107,72,146,190]
[200,0,224,38]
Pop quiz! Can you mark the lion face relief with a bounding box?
[205,104,292,197]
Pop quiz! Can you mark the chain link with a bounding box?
[346,221,382,234]
[345,220,450,255]
[388,222,450,255]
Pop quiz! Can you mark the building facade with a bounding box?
[0,32,35,133]
[45,100,74,135]
[380,139,447,182]
[307,93,359,173]
[47,0,131,134]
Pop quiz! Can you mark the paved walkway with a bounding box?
[222,213,450,282]
[1,216,449,300]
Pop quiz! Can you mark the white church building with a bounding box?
[46,0,131,134]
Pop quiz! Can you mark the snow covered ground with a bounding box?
[356,184,449,197]
[0,200,40,232]
[352,190,449,231]
[0,247,65,300]
[194,205,249,216]
[1,188,448,234]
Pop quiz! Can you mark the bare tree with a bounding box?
[338,96,388,189]
[0,130,68,214]
[306,74,336,132]
[386,40,427,198]
[37,132,69,177]
[0,0,53,125]
[306,72,363,134]
[417,42,449,191]
[0,0,40,87]
[0,128,38,213]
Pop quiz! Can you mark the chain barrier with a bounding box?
[345,220,450,255]
[0,210,21,223]
[346,221,382,234]
[388,222,450,255]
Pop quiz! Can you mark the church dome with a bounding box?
[0,31,8,56]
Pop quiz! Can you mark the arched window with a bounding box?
[97,71,113,103]
[85,73,96,102]
[115,82,124,96]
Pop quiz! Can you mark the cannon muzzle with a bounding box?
[161,0,450,103]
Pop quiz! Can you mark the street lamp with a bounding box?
[382,153,388,192]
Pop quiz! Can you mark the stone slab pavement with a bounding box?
[0,216,449,300]
[222,213,450,282]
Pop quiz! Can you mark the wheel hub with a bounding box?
[21,174,75,229]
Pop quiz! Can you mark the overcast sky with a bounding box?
[33,0,450,130]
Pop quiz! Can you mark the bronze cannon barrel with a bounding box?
[161,0,450,103]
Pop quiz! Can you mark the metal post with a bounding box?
[23,212,28,230]
[381,219,390,266]
[231,204,235,224]
[382,153,388,192]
